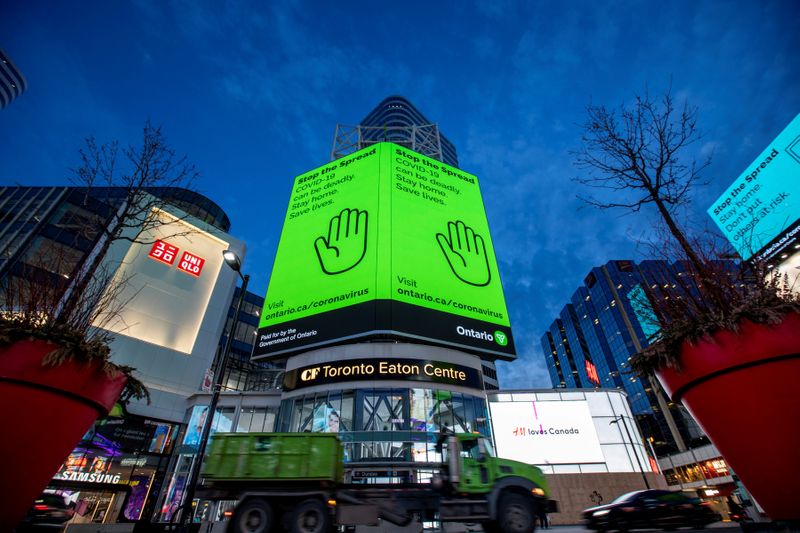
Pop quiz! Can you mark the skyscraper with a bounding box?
[249,95,510,484]
[329,95,498,389]
[540,260,708,455]
[331,95,459,167]
[0,49,27,109]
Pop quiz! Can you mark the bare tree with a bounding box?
[1,122,200,401]
[574,89,711,273]
[57,121,200,321]
[0,243,148,401]
[573,88,800,374]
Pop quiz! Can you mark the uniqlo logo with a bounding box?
[178,251,205,277]
[148,240,179,265]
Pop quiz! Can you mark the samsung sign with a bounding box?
[708,113,800,261]
[283,358,483,392]
[490,400,604,465]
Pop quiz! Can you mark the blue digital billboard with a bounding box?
[708,113,800,261]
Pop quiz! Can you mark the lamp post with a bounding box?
[610,414,650,489]
[179,250,249,526]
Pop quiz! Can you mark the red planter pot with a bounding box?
[0,339,127,530]
[656,312,800,521]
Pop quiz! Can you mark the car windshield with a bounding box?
[611,491,645,504]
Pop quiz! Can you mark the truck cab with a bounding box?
[437,433,552,532]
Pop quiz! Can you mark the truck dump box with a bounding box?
[202,433,344,482]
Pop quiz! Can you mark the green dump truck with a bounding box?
[199,432,555,533]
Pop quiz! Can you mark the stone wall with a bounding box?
[547,472,668,525]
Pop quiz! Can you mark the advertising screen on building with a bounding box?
[489,399,604,465]
[255,143,514,360]
[708,113,800,261]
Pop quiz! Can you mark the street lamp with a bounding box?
[610,414,650,489]
[179,249,250,526]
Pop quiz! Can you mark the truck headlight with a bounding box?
[531,488,545,497]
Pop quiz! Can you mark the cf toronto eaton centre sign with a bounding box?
[709,113,800,261]
[256,143,514,360]
[283,358,483,392]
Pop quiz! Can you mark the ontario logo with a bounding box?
[456,326,508,347]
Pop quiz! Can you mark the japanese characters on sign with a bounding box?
[148,240,205,277]
[148,240,178,265]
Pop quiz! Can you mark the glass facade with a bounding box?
[663,456,730,486]
[540,260,709,455]
[0,186,231,308]
[46,411,180,525]
[276,387,490,465]
[156,403,280,522]
[351,96,459,168]
[218,287,285,392]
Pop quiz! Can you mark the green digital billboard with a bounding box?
[708,113,800,261]
[255,143,514,360]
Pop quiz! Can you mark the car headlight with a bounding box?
[593,509,610,517]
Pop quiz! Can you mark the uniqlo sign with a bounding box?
[148,240,178,265]
[178,251,205,277]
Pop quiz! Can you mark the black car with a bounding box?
[583,489,720,531]
[16,493,72,532]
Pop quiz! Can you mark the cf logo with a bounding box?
[300,367,321,381]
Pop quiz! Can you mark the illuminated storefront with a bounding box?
[155,391,281,522]
[44,407,180,525]
[275,343,489,481]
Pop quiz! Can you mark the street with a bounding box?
[543,523,740,533]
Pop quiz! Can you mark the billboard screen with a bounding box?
[708,113,800,261]
[256,143,513,360]
[489,399,604,465]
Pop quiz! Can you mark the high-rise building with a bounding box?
[331,95,459,168]
[540,260,708,455]
[0,49,27,109]
[217,286,284,392]
[332,96,499,386]
[254,96,506,476]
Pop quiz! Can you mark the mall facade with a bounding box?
[0,185,245,524]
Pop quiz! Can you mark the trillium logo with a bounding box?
[456,326,509,347]
[494,331,508,346]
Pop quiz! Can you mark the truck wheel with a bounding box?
[232,498,273,533]
[498,494,536,533]
[290,498,331,533]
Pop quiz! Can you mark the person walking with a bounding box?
[537,507,549,529]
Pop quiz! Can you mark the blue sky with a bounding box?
[2,0,799,388]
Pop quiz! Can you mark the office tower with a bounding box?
[335,96,498,389]
[251,95,512,482]
[218,286,284,392]
[331,95,459,168]
[540,260,708,455]
[0,49,27,109]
